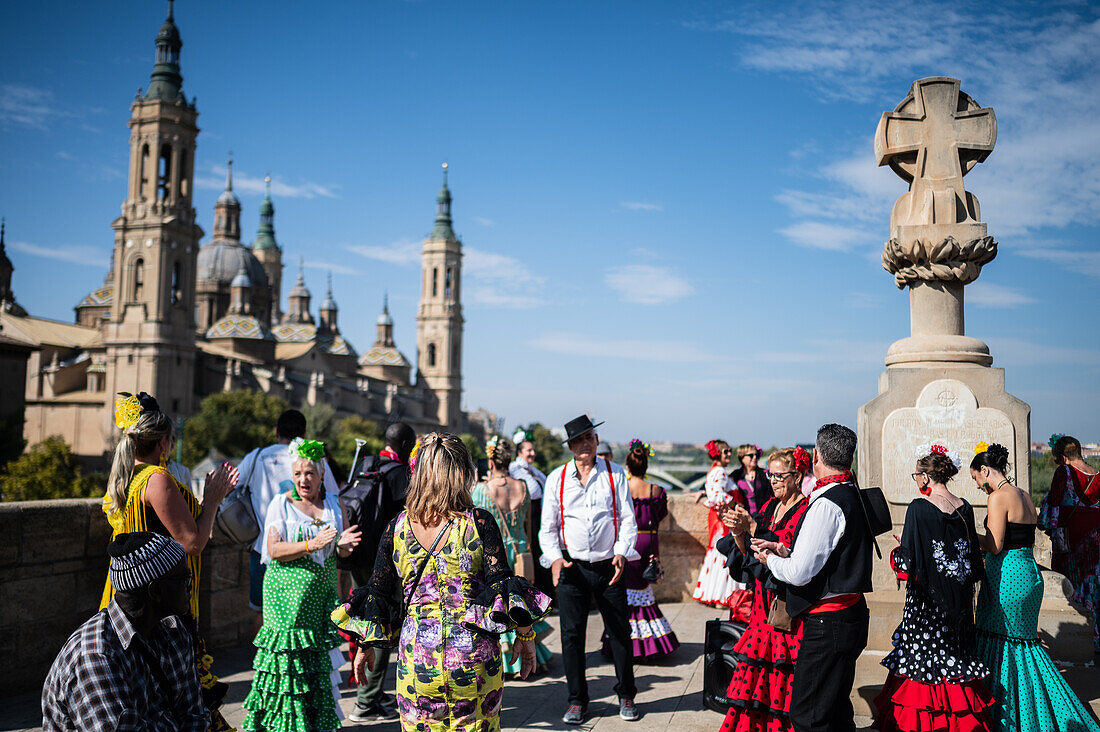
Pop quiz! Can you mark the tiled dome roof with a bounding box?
[196,242,269,289]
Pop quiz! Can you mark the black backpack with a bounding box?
[338,455,404,570]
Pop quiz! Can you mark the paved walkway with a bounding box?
[6,601,1098,731]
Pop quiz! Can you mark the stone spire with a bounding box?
[319,272,338,334]
[213,154,242,242]
[285,257,314,324]
[430,162,456,241]
[375,292,395,347]
[229,259,252,314]
[144,1,186,104]
[0,218,14,307]
[253,175,278,251]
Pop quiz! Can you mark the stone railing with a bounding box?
[0,498,252,695]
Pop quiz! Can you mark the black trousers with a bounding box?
[556,557,636,706]
[788,600,869,732]
[528,498,554,597]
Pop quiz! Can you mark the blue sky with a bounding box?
[2,1,1098,446]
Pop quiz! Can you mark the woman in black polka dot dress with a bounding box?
[872,446,995,732]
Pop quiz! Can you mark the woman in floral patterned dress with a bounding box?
[332,433,552,732]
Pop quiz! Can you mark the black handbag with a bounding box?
[641,555,663,583]
[702,618,747,713]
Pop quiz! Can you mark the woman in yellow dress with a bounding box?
[332,432,552,731]
[101,392,238,730]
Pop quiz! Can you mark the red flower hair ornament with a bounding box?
[792,446,811,472]
[705,440,721,459]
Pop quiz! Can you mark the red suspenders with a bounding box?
[559,457,618,550]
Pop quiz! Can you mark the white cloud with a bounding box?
[1018,247,1100,280]
[195,165,339,199]
[345,239,421,266]
[472,216,495,227]
[303,260,361,276]
[619,201,664,212]
[704,3,1100,248]
[465,247,545,309]
[0,84,74,130]
[967,282,1037,308]
[778,221,873,252]
[529,332,715,363]
[604,264,694,304]
[9,240,109,269]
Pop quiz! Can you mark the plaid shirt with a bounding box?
[41,600,208,732]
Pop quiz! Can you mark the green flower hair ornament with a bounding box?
[288,437,326,462]
[1049,433,1064,450]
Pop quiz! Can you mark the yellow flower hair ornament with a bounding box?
[409,439,421,471]
[974,441,990,455]
[114,393,142,430]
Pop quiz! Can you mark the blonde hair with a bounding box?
[405,432,476,526]
[105,410,174,517]
[767,447,795,472]
[737,443,761,459]
[485,435,514,470]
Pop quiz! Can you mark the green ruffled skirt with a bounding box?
[975,547,1100,732]
[244,555,344,732]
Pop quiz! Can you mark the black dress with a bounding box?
[872,498,994,732]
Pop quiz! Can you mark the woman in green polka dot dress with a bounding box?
[244,438,361,732]
[971,442,1099,732]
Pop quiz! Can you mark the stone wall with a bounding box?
[0,498,253,695]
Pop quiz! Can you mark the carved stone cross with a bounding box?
[875,77,996,227]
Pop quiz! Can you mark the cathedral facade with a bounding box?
[0,5,469,463]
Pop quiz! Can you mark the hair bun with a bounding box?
[987,443,1009,469]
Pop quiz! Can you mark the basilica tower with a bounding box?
[104,1,201,417]
[252,176,283,326]
[415,164,464,429]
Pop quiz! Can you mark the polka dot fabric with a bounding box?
[975,546,1100,732]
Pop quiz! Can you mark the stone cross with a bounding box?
[875,77,996,228]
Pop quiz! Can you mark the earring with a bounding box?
[159,451,168,468]
[290,486,301,501]
[918,481,932,496]
[982,481,991,492]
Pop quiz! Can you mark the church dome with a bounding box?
[196,241,269,289]
[217,188,241,208]
[377,309,393,327]
[206,313,273,341]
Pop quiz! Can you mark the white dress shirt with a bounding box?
[767,480,848,595]
[238,442,340,554]
[509,457,546,501]
[539,458,639,567]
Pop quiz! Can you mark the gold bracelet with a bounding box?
[515,628,536,642]
[303,539,313,553]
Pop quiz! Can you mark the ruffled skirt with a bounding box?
[694,509,749,610]
[601,586,680,660]
[721,582,801,732]
[244,556,343,732]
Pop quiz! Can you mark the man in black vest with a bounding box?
[751,423,871,732]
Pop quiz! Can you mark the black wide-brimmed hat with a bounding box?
[562,414,604,444]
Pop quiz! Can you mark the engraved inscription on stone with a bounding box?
[881,379,1015,506]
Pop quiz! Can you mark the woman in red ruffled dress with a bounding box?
[873,445,994,732]
[715,447,810,732]
[694,439,751,617]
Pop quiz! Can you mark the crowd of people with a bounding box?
[37,392,1100,732]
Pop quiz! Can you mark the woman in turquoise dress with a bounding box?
[332,432,552,732]
[471,435,554,674]
[244,439,362,732]
[971,441,1100,732]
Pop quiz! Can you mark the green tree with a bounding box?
[461,433,485,462]
[180,391,288,465]
[520,422,563,474]
[330,416,384,472]
[300,402,338,446]
[0,435,99,502]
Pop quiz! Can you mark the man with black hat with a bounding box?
[42,532,207,731]
[540,415,640,724]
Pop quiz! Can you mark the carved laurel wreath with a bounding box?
[881,235,997,288]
